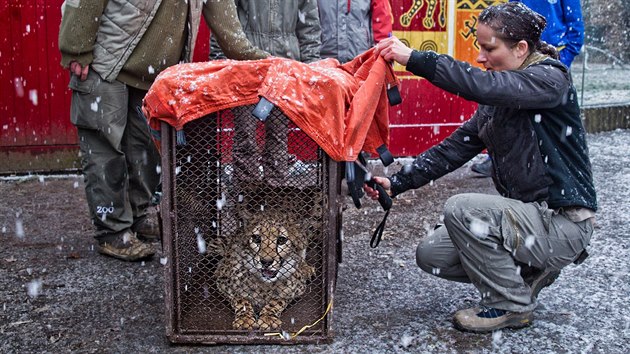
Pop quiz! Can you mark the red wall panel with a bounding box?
[388,79,477,157]
[0,0,74,150]
[1,1,483,173]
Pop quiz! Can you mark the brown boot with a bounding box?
[528,269,561,300]
[97,230,156,261]
[453,306,533,333]
[133,216,161,242]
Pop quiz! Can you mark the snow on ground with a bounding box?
[0,132,628,353]
[236,129,630,354]
[572,63,630,106]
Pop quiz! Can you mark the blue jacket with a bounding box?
[513,0,584,67]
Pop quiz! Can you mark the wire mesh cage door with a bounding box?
[160,105,341,344]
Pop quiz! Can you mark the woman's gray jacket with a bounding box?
[389,51,597,211]
[210,0,321,63]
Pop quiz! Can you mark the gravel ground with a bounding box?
[1,129,629,353]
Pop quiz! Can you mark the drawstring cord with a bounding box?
[264,300,333,340]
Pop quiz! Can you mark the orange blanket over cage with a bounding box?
[142,48,399,162]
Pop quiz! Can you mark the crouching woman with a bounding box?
[366,2,596,333]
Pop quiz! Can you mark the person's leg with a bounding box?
[515,208,593,301]
[443,193,536,312]
[445,193,592,311]
[262,108,289,187]
[232,105,260,189]
[70,70,154,260]
[124,87,160,237]
[71,70,133,238]
[416,224,471,283]
[442,193,592,331]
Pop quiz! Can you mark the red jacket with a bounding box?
[143,48,398,162]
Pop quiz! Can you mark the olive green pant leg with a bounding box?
[70,70,159,238]
[415,224,471,283]
[124,86,160,229]
[232,105,259,188]
[262,108,289,186]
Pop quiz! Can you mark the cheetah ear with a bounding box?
[288,218,308,252]
[295,186,322,234]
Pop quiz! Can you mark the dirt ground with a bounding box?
[1,130,630,353]
[0,162,490,352]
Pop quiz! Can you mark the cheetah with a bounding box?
[210,210,316,331]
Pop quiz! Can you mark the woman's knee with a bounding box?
[443,194,471,224]
[415,241,432,270]
[415,229,447,270]
[416,244,441,276]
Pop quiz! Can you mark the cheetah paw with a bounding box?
[233,314,258,330]
[257,314,282,331]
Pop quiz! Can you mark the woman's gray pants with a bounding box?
[416,193,593,312]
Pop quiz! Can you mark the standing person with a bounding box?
[58,0,268,262]
[368,2,596,332]
[210,0,322,189]
[515,0,584,68]
[318,0,393,63]
[472,0,584,176]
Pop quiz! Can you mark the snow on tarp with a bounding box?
[142,48,399,162]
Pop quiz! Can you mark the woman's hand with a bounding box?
[364,176,392,200]
[375,36,413,66]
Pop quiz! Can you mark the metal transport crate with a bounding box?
[159,105,342,344]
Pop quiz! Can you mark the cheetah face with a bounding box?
[245,218,304,283]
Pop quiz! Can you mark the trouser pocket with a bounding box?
[69,69,127,131]
[500,202,556,270]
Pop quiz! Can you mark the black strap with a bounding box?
[376,144,394,167]
[573,248,589,265]
[370,209,390,248]
[252,96,274,121]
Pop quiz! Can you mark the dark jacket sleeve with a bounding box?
[58,0,108,68]
[388,112,485,196]
[405,51,571,110]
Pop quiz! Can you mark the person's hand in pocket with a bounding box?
[69,61,90,81]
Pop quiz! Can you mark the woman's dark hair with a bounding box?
[478,2,559,59]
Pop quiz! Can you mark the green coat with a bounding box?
[59,0,268,83]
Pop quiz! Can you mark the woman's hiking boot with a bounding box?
[453,306,533,333]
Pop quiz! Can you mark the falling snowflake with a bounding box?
[27,279,42,298]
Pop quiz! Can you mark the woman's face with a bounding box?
[475,23,527,71]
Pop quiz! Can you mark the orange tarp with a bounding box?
[142,48,399,162]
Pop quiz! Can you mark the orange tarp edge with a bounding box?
[142,48,398,162]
